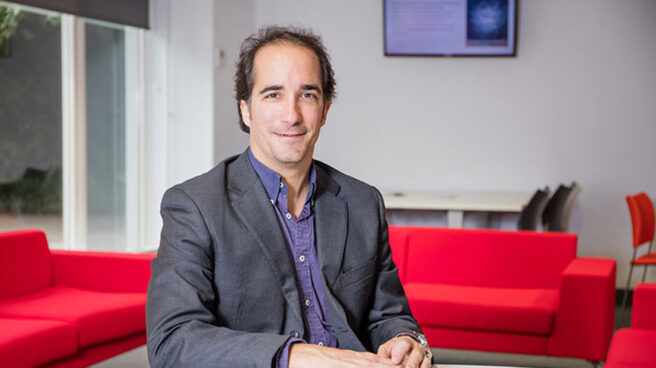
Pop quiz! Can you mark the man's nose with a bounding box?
[281,97,301,125]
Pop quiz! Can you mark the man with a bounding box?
[146,26,431,368]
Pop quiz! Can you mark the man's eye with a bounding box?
[302,92,316,99]
[265,93,279,99]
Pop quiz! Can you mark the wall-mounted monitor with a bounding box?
[384,0,517,56]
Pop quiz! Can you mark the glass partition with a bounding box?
[85,19,141,251]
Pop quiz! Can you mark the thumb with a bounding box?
[377,342,391,358]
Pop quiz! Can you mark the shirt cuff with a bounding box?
[276,337,305,368]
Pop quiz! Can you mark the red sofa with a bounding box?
[0,229,155,367]
[605,283,656,368]
[389,226,616,362]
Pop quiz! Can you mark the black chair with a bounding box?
[542,182,582,232]
[518,187,551,231]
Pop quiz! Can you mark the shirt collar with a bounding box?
[247,147,316,205]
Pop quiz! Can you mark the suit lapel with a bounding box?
[313,165,364,348]
[227,152,303,326]
[314,165,348,287]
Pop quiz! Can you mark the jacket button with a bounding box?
[290,330,300,338]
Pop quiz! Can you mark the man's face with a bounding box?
[240,42,330,172]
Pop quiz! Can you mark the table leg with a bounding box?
[447,210,464,228]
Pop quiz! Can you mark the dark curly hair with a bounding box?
[234,26,336,133]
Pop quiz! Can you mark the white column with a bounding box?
[143,0,171,251]
[61,15,87,250]
[124,28,145,252]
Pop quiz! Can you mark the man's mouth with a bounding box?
[275,132,305,138]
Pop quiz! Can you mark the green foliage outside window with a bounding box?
[0,5,21,57]
[1,5,59,57]
[0,166,62,214]
[0,7,62,214]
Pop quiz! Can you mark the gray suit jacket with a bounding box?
[146,151,421,367]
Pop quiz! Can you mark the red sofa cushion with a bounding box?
[403,283,558,335]
[0,318,77,367]
[422,326,549,356]
[52,250,155,293]
[389,226,410,283]
[0,286,146,348]
[0,229,52,300]
[605,328,656,368]
[402,227,576,288]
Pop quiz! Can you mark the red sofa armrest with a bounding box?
[51,250,155,293]
[632,283,656,329]
[547,257,616,361]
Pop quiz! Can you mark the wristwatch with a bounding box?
[396,331,433,361]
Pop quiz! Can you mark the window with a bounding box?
[0,6,63,244]
[0,2,144,251]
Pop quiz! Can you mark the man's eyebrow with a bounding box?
[259,85,283,94]
[301,84,321,92]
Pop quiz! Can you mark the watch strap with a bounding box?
[395,331,432,361]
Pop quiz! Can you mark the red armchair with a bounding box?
[0,229,155,367]
[389,226,616,362]
[606,283,656,368]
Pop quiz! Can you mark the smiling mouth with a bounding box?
[275,132,305,138]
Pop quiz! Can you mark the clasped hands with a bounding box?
[289,336,431,368]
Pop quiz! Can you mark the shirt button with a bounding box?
[280,182,284,188]
[299,255,305,262]
[285,213,292,220]
[270,199,274,204]
[305,299,311,306]
[318,341,324,346]
[290,330,300,338]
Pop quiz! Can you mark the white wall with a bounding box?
[213,0,252,162]
[237,0,656,286]
[144,0,215,249]
[166,0,215,184]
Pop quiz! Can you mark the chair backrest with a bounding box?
[626,192,655,248]
[518,187,550,231]
[0,229,53,300]
[542,182,581,232]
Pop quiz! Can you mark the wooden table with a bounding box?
[382,191,532,228]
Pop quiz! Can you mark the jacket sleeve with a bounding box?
[146,187,290,368]
[364,187,424,350]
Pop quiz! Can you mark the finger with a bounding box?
[377,341,391,358]
[420,356,431,368]
[390,339,413,365]
[359,351,402,367]
[403,345,425,368]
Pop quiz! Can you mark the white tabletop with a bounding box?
[382,191,531,213]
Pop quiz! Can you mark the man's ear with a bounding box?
[240,100,252,128]
[321,101,331,127]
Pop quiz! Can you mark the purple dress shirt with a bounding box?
[248,149,337,368]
